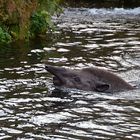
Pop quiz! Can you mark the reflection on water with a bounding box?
[0,7,140,139]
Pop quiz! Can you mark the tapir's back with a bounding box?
[81,67,134,92]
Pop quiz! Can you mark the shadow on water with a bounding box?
[0,3,140,140]
[64,0,140,8]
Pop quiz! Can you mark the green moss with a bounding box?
[0,0,62,44]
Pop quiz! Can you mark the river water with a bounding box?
[0,7,140,140]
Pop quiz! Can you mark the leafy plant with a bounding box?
[30,10,54,36]
[30,0,62,37]
[0,27,12,44]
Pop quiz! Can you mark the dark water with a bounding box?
[0,7,140,140]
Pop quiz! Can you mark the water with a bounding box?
[0,7,140,140]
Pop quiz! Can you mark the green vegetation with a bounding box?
[0,27,11,44]
[0,0,62,44]
[30,0,62,36]
[30,10,54,37]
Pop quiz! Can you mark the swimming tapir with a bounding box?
[45,65,134,92]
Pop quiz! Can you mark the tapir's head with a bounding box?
[45,65,110,92]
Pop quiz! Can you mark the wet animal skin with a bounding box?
[45,65,134,93]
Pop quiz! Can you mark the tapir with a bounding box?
[45,65,134,92]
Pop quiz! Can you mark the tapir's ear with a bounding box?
[95,82,110,92]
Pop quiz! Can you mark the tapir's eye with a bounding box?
[73,76,81,83]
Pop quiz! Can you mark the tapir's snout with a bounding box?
[45,65,51,70]
[45,65,57,73]
[45,65,66,76]
[45,65,67,86]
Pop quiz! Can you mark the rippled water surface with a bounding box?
[0,7,140,139]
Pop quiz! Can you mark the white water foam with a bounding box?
[89,7,140,15]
